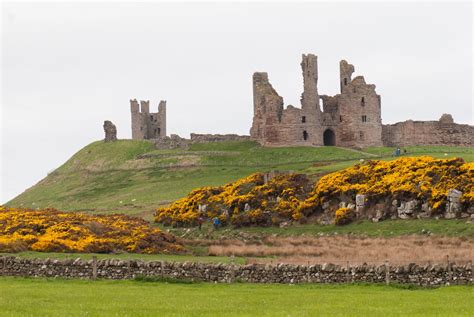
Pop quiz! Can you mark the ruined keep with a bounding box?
[130,99,166,140]
[250,54,473,147]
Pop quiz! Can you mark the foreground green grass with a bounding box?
[0,278,472,317]
[161,219,474,239]
[7,140,473,216]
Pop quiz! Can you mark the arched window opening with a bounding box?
[303,131,308,141]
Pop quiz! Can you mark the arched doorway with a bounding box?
[323,129,336,146]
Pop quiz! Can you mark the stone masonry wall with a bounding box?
[382,115,474,147]
[250,54,383,147]
[190,134,250,143]
[249,54,472,148]
[1,257,472,286]
[154,134,250,150]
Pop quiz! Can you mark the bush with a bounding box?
[0,206,184,254]
[154,157,473,227]
[155,173,311,227]
[334,207,354,225]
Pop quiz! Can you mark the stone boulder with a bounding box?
[355,194,365,212]
[397,200,418,219]
[446,189,462,219]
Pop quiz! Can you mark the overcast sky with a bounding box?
[1,1,473,203]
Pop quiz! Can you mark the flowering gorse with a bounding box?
[0,207,183,254]
[154,157,473,227]
[155,173,311,227]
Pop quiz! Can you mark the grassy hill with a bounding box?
[6,140,473,218]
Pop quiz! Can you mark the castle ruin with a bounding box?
[127,54,473,148]
[250,54,473,147]
[130,99,166,140]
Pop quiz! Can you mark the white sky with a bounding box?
[1,1,473,203]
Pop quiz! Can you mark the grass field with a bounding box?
[6,140,473,216]
[0,251,246,265]
[0,278,472,317]
[162,219,474,239]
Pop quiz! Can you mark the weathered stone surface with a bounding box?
[447,189,463,216]
[249,54,473,148]
[154,133,250,150]
[382,115,474,147]
[155,134,190,150]
[103,120,117,142]
[250,54,382,147]
[1,256,471,286]
[131,99,166,140]
[356,194,365,212]
[190,134,250,143]
[398,200,419,219]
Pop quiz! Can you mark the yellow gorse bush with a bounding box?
[306,157,473,210]
[155,173,310,226]
[0,207,184,254]
[334,207,353,225]
[155,157,473,227]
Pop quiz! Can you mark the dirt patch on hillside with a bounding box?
[199,235,474,265]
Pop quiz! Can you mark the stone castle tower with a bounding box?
[130,99,166,140]
[250,54,383,147]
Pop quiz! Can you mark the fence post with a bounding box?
[92,256,97,280]
[306,261,310,283]
[2,257,6,276]
[346,261,350,284]
[385,260,390,285]
[470,260,473,285]
[161,260,164,278]
[229,255,235,283]
[447,255,451,283]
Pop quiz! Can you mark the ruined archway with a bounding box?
[323,129,336,146]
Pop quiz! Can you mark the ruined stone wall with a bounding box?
[103,120,117,142]
[154,134,250,150]
[1,257,472,286]
[382,115,474,147]
[190,134,250,143]
[337,63,383,148]
[250,72,285,144]
[131,99,166,140]
[249,55,382,148]
[250,55,328,147]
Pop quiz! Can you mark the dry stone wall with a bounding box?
[1,257,472,286]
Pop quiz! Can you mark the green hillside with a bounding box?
[6,140,473,218]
